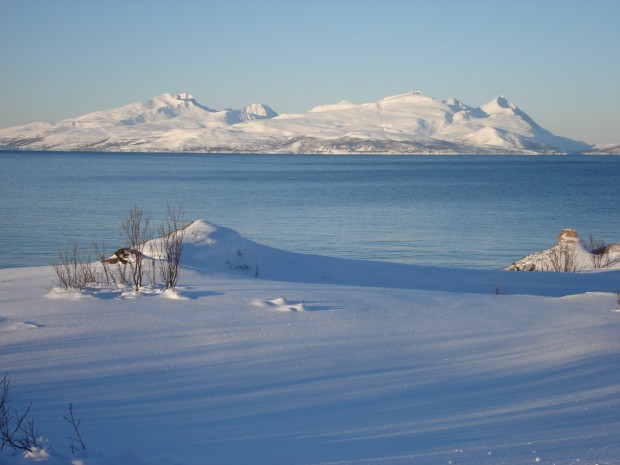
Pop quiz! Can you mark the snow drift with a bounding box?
[178,221,620,296]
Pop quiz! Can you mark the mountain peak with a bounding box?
[479,95,522,117]
[243,103,278,119]
[164,92,214,113]
[495,95,517,110]
[175,92,196,102]
[443,98,470,112]
[236,103,278,122]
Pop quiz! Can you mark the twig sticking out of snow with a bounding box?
[63,403,86,454]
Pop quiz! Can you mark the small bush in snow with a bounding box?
[156,205,185,291]
[53,241,98,291]
[586,233,611,269]
[0,374,41,453]
[121,204,152,292]
[52,204,186,293]
[547,243,582,273]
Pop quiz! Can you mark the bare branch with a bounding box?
[63,403,86,453]
[157,204,185,290]
[586,233,611,269]
[0,374,37,453]
[548,243,582,273]
[121,205,152,291]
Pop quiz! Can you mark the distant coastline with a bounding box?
[1,148,618,156]
[2,92,615,155]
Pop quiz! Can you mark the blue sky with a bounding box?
[1,0,618,144]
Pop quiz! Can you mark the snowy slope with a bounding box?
[1,220,619,465]
[583,143,620,155]
[0,91,593,154]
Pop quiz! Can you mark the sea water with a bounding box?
[1,152,618,269]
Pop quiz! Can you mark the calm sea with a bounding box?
[1,151,618,270]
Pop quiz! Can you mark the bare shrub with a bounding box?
[157,205,185,290]
[53,243,78,291]
[92,239,114,286]
[121,205,152,291]
[1,374,40,452]
[548,243,582,273]
[53,242,98,290]
[2,375,91,454]
[115,261,130,286]
[54,205,189,293]
[64,403,86,454]
[586,233,611,269]
[77,251,97,287]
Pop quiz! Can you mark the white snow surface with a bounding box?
[1,220,619,464]
[0,92,596,154]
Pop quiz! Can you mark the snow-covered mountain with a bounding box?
[582,143,620,155]
[0,91,596,154]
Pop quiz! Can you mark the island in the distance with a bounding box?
[1,91,617,154]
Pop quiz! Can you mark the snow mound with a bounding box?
[0,317,40,332]
[252,297,306,312]
[160,288,189,300]
[175,220,620,297]
[46,287,91,300]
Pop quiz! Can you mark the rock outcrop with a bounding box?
[506,229,620,272]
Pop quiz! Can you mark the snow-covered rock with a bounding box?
[506,229,620,271]
[0,91,598,154]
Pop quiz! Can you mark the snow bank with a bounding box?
[177,220,620,297]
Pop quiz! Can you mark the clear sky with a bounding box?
[1,0,618,144]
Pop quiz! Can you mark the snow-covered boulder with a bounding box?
[557,228,579,244]
[506,229,620,272]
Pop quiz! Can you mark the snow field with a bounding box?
[1,221,619,464]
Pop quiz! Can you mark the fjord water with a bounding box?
[1,152,618,269]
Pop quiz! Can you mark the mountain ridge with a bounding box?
[0,91,603,154]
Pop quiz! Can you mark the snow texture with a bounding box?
[1,220,619,465]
